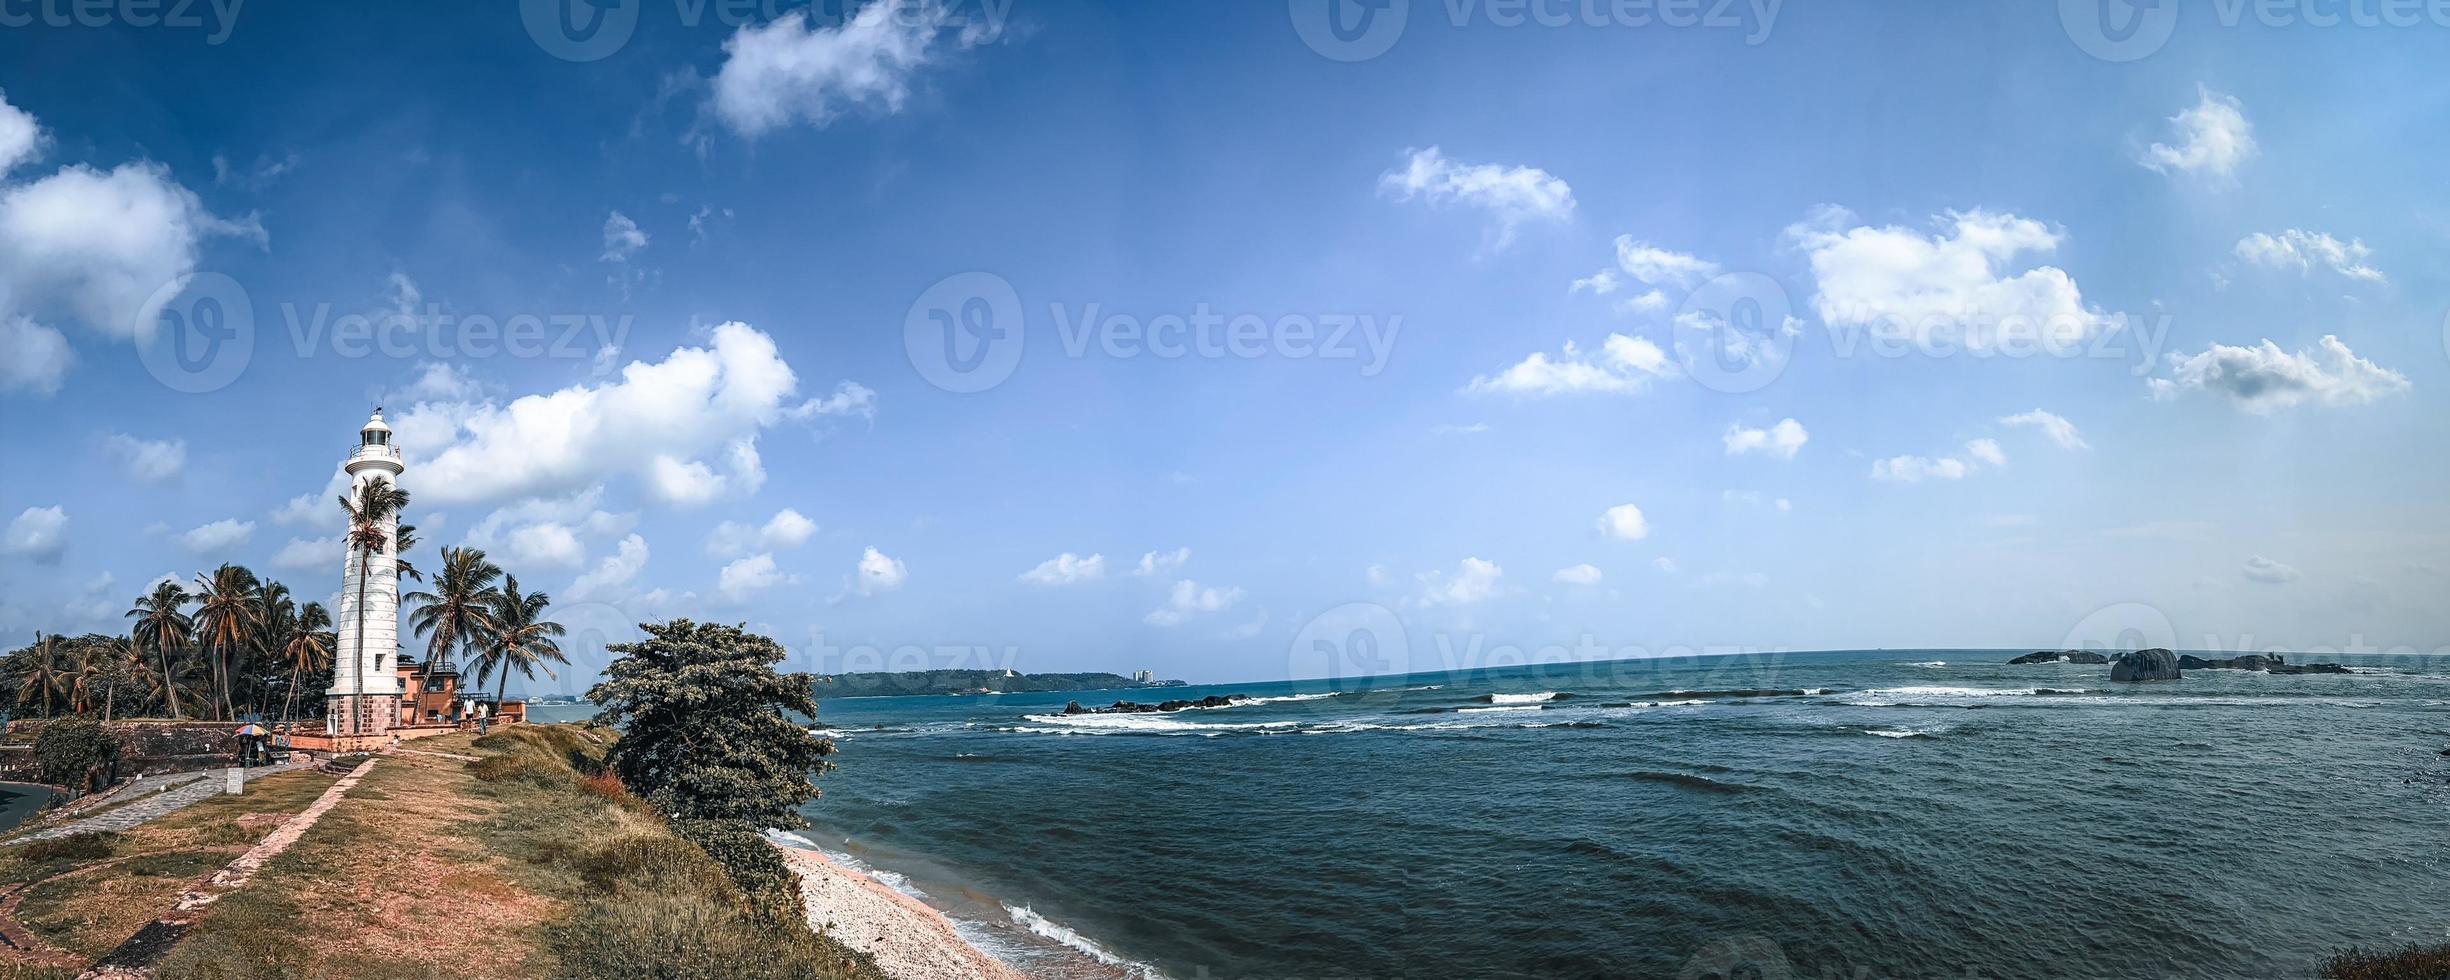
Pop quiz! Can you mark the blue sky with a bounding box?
[0,0,2444,690]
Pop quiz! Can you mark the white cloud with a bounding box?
[1466,334,1673,397]
[571,534,650,600]
[1144,578,1244,626]
[707,508,819,557]
[1418,558,1504,606]
[2241,555,2301,585]
[394,322,832,507]
[1552,563,1603,586]
[1569,270,1619,295]
[1,164,255,343]
[1020,552,1105,586]
[711,3,995,137]
[1608,237,1721,288]
[2234,229,2383,283]
[1786,207,2115,351]
[103,432,186,481]
[1378,147,1574,250]
[1653,557,1679,574]
[791,380,878,422]
[2150,335,2409,414]
[1724,418,1808,459]
[0,317,71,395]
[1598,503,1649,541]
[395,362,482,404]
[1132,547,1190,578]
[601,211,648,263]
[1872,440,2005,483]
[177,518,253,554]
[850,545,907,597]
[0,90,42,174]
[2139,87,2256,184]
[506,522,587,569]
[719,553,790,602]
[1998,410,2090,450]
[269,535,343,572]
[3,506,65,562]
[1775,498,1792,512]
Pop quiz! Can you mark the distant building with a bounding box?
[1133,669,1154,683]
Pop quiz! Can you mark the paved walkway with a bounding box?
[7,761,311,846]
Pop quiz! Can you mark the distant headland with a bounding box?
[811,669,1185,699]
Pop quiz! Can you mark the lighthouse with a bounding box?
[329,409,406,737]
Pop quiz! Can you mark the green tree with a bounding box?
[279,602,334,730]
[404,545,502,683]
[191,564,264,721]
[15,633,67,718]
[34,717,118,793]
[474,575,567,713]
[126,580,193,720]
[588,620,834,826]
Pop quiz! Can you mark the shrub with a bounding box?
[2323,943,2450,980]
[20,831,117,862]
[33,719,118,792]
[469,753,571,790]
[672,819,804,919]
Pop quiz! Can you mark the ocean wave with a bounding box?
[1906,661,1948,668]
[1238,692,1341,705]
[1458,704,1544,713]
[1625,770,1753,794]
[1005,905,1170,979]
[1864,727,1936,739]
[1017,713,1304,734]
[1483,691,1567,704]
[1841,686,2083,705]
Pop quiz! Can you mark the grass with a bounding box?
[154,725,889,980]
[2323,943,2450,980]
[0,768,340,961]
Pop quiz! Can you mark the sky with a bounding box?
[0,0,2445,691]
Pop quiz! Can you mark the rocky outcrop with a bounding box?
[2268,663,2352,675]
[2110,649,2182,682]
[2008,651,2111,665]
[1062,695,1242,715]
[2178,654,2283,671]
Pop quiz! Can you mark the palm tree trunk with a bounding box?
[280,661,302,733]
[103,682,114,724]
[154,640,184,721]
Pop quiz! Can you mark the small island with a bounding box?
[811,669,1185,699]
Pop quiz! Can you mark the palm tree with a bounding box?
[404,546,503,686]
[126,581,194,720]
[474,576,567,718]
[279,602,334,731]
[338,480,411,733]
[95,636,138,723]
[16,633,66,718]
[250,579,296,719]
[395,523,424,586]
[191,564,264,721]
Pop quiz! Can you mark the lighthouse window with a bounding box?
[364,430,388,446]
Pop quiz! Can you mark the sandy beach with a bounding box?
[777,844,1026,980]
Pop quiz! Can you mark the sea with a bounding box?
[557,651,2450,979]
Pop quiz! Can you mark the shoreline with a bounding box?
[776,839,1146,980]
[778,843,1028,980]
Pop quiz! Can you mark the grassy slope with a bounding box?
[154,726,888,980]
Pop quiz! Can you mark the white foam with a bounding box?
[1459,705,1543,713]
[1005,904,1171,978]
[1485,691,1562,705]
[1906,661,1948,668]
[1865,728,1933,739]
[1239,692,1340,705]
[1017,712,1303,734]
[1843,686,2075,705]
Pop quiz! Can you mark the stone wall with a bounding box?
[0,720,240,779]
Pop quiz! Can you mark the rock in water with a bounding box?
[2110,649,2182,682]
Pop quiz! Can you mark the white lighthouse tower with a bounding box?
[329,409,405,737]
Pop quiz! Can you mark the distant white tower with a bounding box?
[329,409,405,737]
